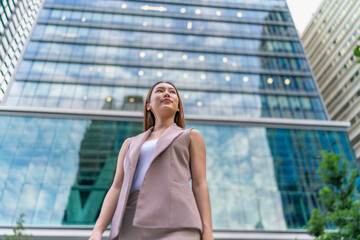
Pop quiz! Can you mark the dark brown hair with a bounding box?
[143,81,185,131]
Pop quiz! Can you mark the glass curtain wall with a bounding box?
[0,115,356,229]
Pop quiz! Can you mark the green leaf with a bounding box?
[306,150,360,239]
[308,208,326,237]
[5,213,33,240]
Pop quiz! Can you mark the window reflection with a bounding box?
[5,79,326,120]
[40,8,296,37]
[1,115,353,226]
[45,0,288,17]
[33,24,302,53]
[16,60,317,94]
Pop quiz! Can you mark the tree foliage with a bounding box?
[3,213,32,240]
[306,150,360,240]
[355,37,360,63]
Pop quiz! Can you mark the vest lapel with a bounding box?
[128,123,184,168]
[150,123,184,163]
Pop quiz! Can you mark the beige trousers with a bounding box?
[118,190,201,240]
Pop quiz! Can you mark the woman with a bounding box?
[89,81,213,240]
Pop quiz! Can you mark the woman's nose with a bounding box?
[163,91,170,97]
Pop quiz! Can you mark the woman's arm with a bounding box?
[189,129,214,240]
[89,138,131,240]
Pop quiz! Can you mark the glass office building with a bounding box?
[0,0,44,102]
[0,0,358,239]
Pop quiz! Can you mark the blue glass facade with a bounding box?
[4,0,325,121]
[0,116,356,229]
[0,0,358,234]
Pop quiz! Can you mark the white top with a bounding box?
[130,138,158,193]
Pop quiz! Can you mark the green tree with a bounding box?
[3,213,32,240]
[355,37,360,63]
[306,150,360,240]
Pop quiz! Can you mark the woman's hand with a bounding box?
[89,230,102,240]
[201,230,214,240]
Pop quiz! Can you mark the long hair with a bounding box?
[143,81,185,131]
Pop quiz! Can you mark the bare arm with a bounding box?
[89,138,131,240]
[189,129,214,240]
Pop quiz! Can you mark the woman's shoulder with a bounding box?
[188,128,203,141]
[189,128,201,135]
[188,128,205,150]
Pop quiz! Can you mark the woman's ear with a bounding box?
[146,103,151,111]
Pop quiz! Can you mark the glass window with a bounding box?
[21,82,37,97]
[30,61,44,75]
[48,83,63,97]
[17,61,32,77]
[35,83,50,97]
[50,9,61,19]
[42,62,56,76]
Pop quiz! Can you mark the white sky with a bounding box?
[286,0,324,35]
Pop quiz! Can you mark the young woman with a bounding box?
[89,81,213,240]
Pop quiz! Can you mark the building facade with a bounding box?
[0,0,44,102]
[302,0,360,162]
[0,0,358,239]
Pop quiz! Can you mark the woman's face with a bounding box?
[147,83,179,117]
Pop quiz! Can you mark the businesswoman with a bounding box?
[89,81,213,240]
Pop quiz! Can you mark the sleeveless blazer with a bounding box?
[109,123,202,240]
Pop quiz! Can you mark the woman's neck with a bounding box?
[152,119,174,132]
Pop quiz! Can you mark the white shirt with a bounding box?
[130,138,158,193]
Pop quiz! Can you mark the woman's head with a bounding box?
[143,81,185,131]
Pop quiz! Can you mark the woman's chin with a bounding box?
[156,109,177,117]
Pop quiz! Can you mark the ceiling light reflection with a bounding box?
[140,51,146,58]
[187,21,192,29]
[141,5,167,12]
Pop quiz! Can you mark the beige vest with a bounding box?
[109,123,202,240]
